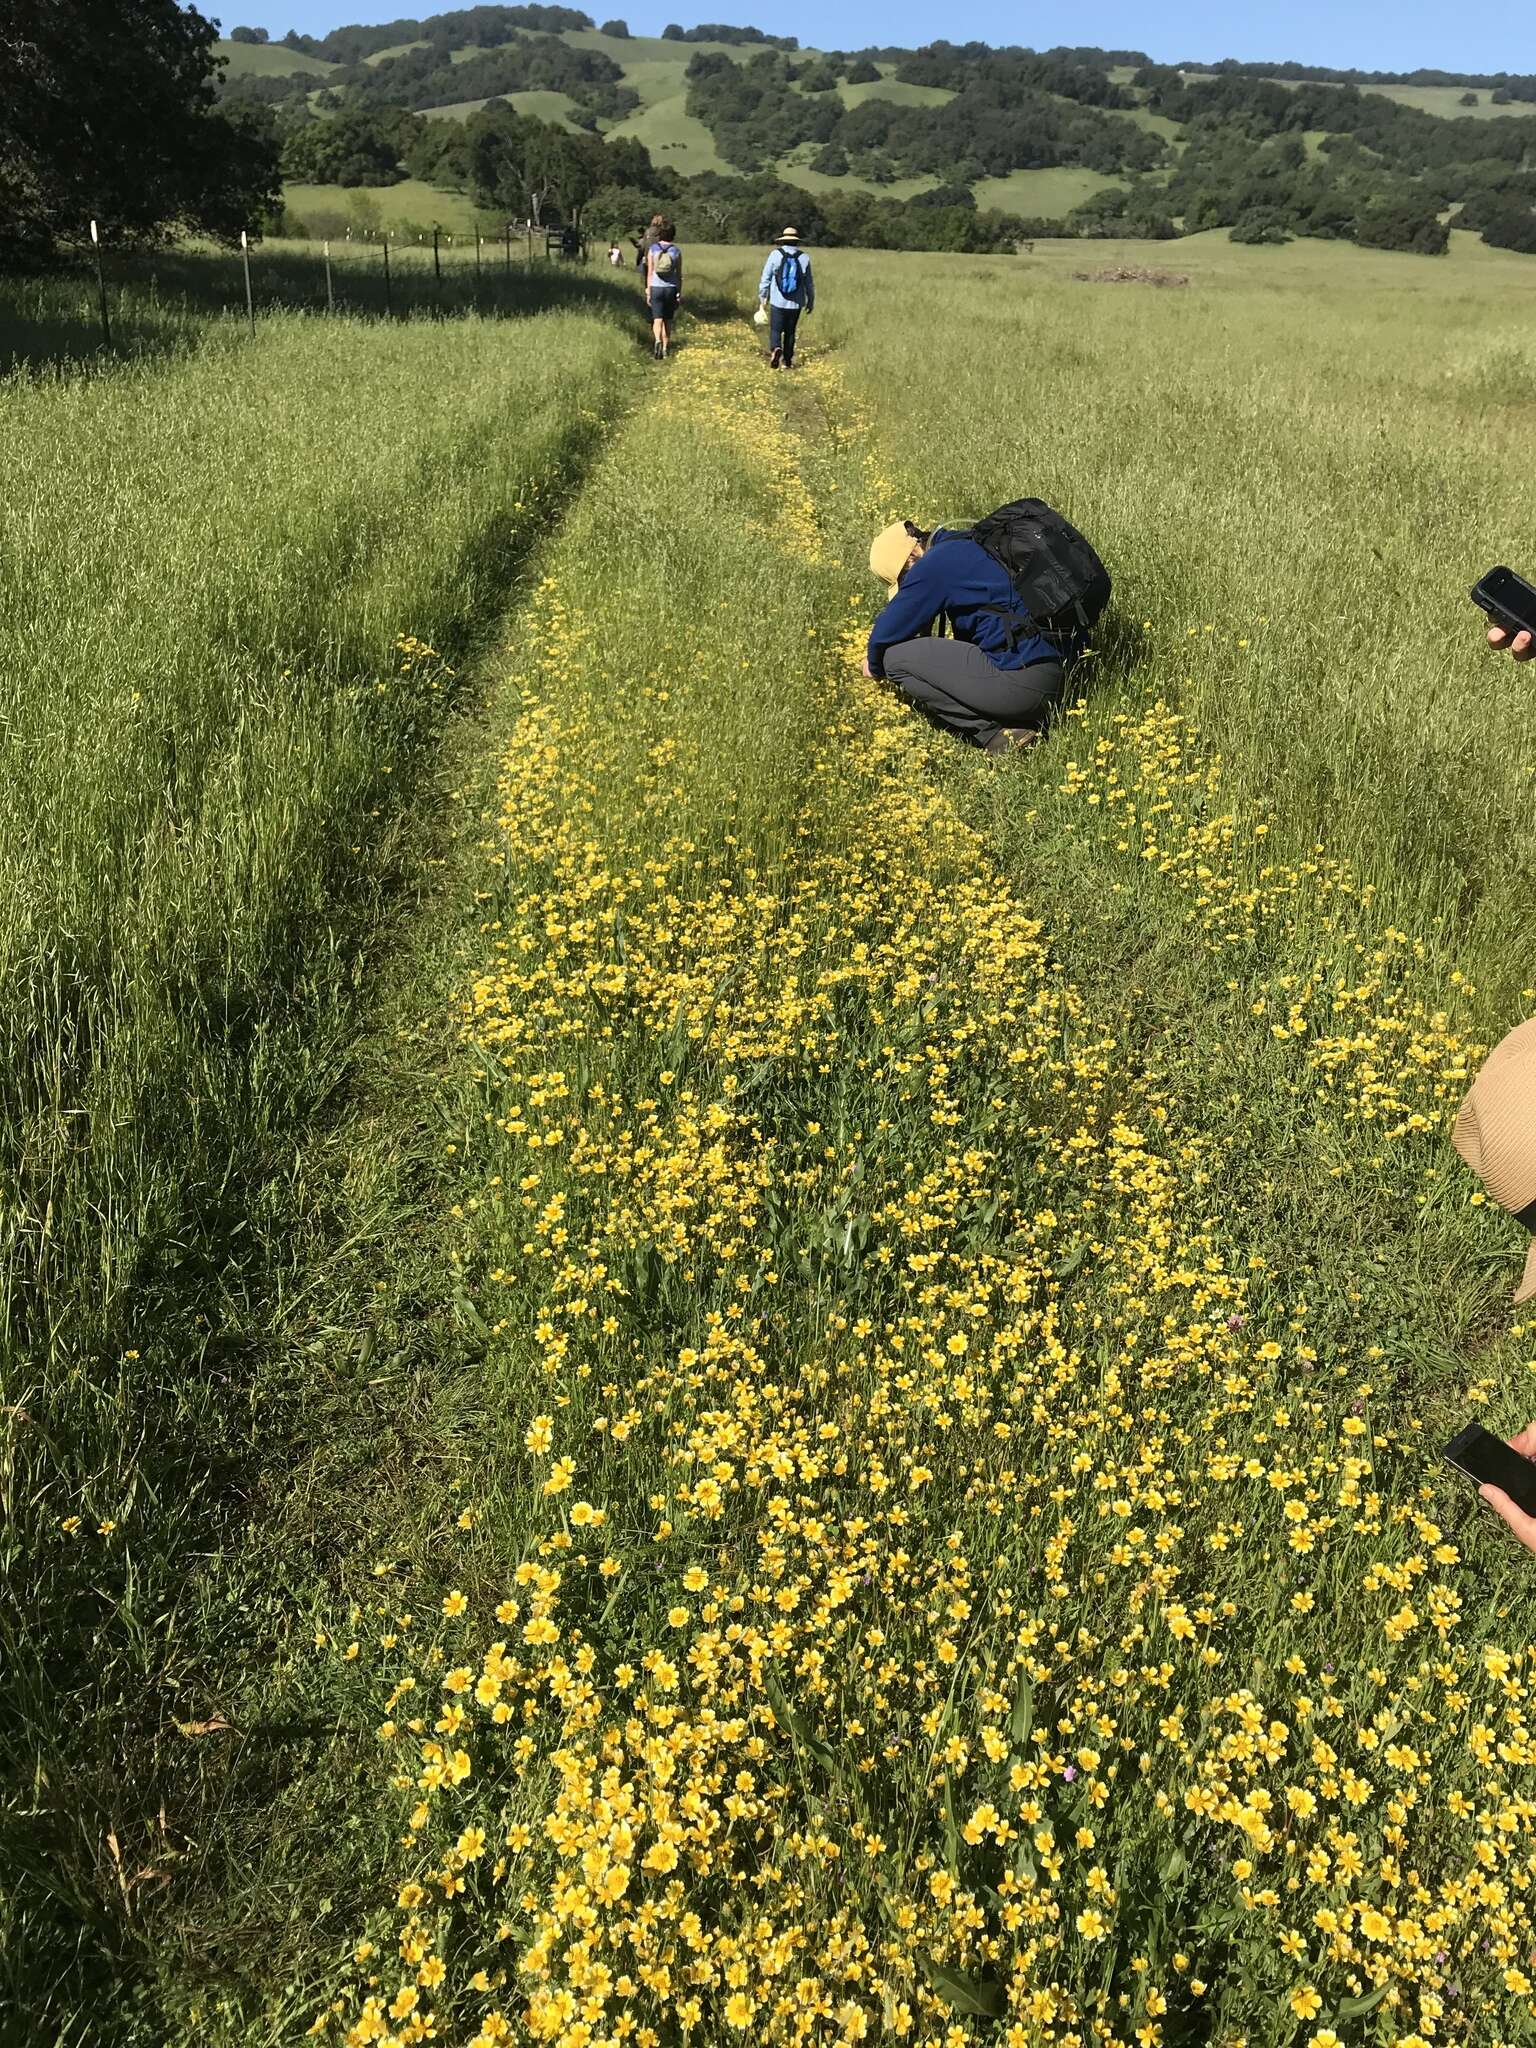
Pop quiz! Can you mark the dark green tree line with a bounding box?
[1,0,280,259]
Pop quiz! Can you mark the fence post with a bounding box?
[89,218,111,349]
[432,224,442,313]
[382,235,393,318]
[323,238,334,313]
[240,229,255,338]
[504,221,511,276]
[474,233,482,288]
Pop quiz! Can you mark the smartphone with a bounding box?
[1471,565,1536,640]
[1442,1423,1536,1515]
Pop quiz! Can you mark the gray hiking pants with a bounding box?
[882,638,1066,750]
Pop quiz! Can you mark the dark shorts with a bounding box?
[648,289,678,322]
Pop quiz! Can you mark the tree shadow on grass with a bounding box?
[0,244,738,377]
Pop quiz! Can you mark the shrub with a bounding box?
[1481,202,1536,253]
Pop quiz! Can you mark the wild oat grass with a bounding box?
[311,256,1536,2048]
[13,235,1536,2048]
[0,299,634,2031]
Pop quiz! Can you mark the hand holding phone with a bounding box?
[1443,1422,1536,1551]
[1471,565,1536,661]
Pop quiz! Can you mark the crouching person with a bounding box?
[865,501,1110,755]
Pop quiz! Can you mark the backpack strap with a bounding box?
[971,600,1076,653]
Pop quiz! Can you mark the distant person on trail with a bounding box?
[607,241,623,266]
[645,218,682,360]
[633,215,662,275]
[863,501,1111,755]
[758,227,813,369]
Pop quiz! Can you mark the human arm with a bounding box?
[1489,623,1535,662]
[758,250,778,304]
[1479,1423,1536,1551]
[804,256,814,314]
[865,552,946,678]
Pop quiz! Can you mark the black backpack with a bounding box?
[967,498,1110,645]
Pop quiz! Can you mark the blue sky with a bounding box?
[245,0,1536,70]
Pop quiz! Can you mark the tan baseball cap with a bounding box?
[870,521,917,595]
[1454,1016,1536,1302]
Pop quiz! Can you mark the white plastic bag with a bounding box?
[752,305,769,328]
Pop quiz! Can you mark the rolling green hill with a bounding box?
[216,37,337,78]
[257,15,1536,251]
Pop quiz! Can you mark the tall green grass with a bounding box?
[0,304,634,2028]
[261,258,1536,2048]
[810,234,1536,1008]
[14,231,1536,2042]
[0,244,641,373]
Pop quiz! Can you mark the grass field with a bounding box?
[1343,82,1530,119]
[283,177,491,234]
[973,167,1120,218]
[0,277,640,2039]
[836,72,954,109]
[9,228,1536,2047]
[215,35,338,77]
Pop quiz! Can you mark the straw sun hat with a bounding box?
[869,520,924,596]
[1454,1015,1536,1302]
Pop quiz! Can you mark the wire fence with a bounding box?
[1,224,641,374]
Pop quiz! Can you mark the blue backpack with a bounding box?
[777,247,802,296]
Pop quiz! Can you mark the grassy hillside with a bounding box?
[1374,81,1531,117]
[972,167,1120,218]
[216,35,337,76]
[268,26,1536,240]
[283,176,488,232]
[836,71,953,110]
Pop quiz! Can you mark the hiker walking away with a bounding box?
[645,218,682,360]
[758,227,813,369]
[607,241,623,267]
[864,501,1110,755]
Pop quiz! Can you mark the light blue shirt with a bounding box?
[759,244,813,312]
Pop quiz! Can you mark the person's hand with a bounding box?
[1489,623,1535,661]
[1480,1423,1536,1551]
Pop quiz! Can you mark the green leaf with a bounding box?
[764,1675,838,1775]
[1335,1981,1390,2021]
[921,1962,1005,2021]
[1009,1667,1035,1748]
[941,1774,960,1874]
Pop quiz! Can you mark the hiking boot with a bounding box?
[984,728,1040,757]
[769,345,782,369]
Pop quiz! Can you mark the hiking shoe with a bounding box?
[769,345,782,369]
[984,728,1040,757]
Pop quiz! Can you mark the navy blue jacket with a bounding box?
[866,529,1065,678]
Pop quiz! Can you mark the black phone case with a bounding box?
[1443,1424,1536,1515]
[1471,567,1536,639]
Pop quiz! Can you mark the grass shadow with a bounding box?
[0,244,661,376]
